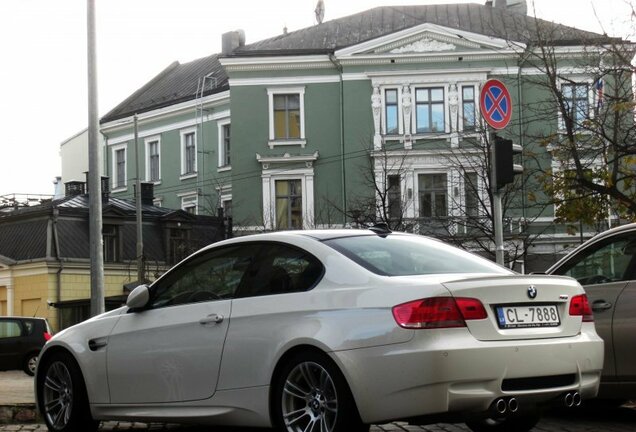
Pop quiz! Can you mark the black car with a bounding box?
[0,317,52,376]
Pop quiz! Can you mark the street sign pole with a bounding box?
[480,80,513,267]
[490,130,505,265]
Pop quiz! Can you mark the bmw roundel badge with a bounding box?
[527,285,538,299]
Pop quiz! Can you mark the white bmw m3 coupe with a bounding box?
[35,228,603,432]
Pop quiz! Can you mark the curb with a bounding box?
[0,405,39,424]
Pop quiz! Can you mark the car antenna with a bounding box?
[32,305,40,318]
[369,223,391,237]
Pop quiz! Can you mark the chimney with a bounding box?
[485,0,493,6]
[493,0,507,9]
[222,30,245,55]
[140,182,154,206]
[64,181,86,197]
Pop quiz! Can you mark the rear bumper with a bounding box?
[331,325,603,424]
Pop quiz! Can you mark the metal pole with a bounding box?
[490,130,505,265]
[87,0,104,316]
[134,115,144,282]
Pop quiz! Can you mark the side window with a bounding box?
[23,321,34,336]
[556,234,636,285]
[0,321,22,339]
[238,243,324,297]
[150,245,255,308]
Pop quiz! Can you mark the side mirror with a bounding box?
[126,284,150,310]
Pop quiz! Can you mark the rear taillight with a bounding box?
[392,297,487,329]
[569,294,594,322]
[43,332,52,342]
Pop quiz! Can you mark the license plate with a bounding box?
[496,305,560,329]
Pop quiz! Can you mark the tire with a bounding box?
[23,352,39,376]
[37,351,98,432]
[465,413,540,432]
[272,351,368,432]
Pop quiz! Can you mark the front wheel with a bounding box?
[272,351,368,432]
[465,413,541,432]
[37,352,98,432]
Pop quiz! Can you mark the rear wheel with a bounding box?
[23,352,39,376]
[37,352,98,432]
[465,413,540,432]
[272,351,368,432]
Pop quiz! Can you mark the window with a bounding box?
[274,95,300,139]
[464,172,479,217]
[554,233,636,285]
[418,173,447,217]
[562,83,589,126]
[220,124,231,167]
[181,194,198,214]
[237,243,324,297]
[268,87,306,144]
[385,89,399,135]
[180,129,197,176]
[462,86,476,131]
[387,175,401,219]
[146,138,160,182]
[222,199,232,218]
[112,145,127,190]
[415,88,445,133]
[276,180,303,230]
[0,320,21,338]
[168,228,193,265]
[103,225,119,262]
[151,245,254,308]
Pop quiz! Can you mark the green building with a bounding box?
[99,2,628,272]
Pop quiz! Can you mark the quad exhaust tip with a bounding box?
[507,397,519,413]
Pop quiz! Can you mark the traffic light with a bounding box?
[493,134,523,190]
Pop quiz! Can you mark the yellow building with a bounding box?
[0,186,227,331]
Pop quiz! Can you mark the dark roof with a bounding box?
[101,54,229,123]
[236,4,612,55]
[100,3,613,123]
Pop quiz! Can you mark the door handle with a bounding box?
[199,314,224,325]
[592,300,613,311]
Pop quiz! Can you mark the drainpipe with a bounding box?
[52,208,63,330]
[329,54,347,224]
[6,274,14,316]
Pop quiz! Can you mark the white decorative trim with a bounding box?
[261,167,315,230]
[101,92,230,132]
[229,75,341,87]
[342,73,370,82]
[268,139,307,149]
[179,191,198,214]
[106,109,231,146]
[256,151,319,166]
[144,135,161,183]
[390,38,457,53]
[220,55,333,72]
[335,23,519,57]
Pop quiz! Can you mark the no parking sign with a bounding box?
[480,79,512,130]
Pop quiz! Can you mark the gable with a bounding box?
[336,23,520,58]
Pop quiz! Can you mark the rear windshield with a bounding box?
[324,234,510,276]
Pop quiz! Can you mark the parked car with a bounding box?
[547,223,636,404]
[35,228,603,432]
[0,316,52,376]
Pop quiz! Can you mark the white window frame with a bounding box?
[144,135,161,184]
[179,192,198,214]
[413,170,451,218]
[412,85,450,135]
[557,76,595,132]
[267,86,306,148]
[459,83,480,133]
[261,168,314,230]
[217,118,231,171]
[111,143,127,191]
[381,86,403,137]
[180,127,198,179]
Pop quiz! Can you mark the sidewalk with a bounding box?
[0,371,38,424]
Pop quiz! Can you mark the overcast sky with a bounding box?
[0,0,633,197]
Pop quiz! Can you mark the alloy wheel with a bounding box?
[281,361,338,432]
[42,361,74,430]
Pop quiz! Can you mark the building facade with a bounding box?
[97,2,625,272]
